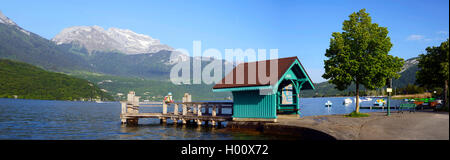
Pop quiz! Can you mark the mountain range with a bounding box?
[0,11,231,100]
[52,25,174,54]
[0,11,419,100]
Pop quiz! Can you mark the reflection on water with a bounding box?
[0,97,401,140]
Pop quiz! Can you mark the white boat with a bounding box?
[343,98,352,104]
[325,100,332,107]
[354,97,372,102]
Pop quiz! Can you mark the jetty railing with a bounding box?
[120,92,233,126]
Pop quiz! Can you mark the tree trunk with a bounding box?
[445,80,448,109]
[355,82,360,113]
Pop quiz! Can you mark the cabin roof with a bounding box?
[212,56,315,91]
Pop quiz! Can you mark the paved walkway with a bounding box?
[272,111,449,140]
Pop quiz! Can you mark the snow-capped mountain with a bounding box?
[0,10,30,35]
[0,11,15,25]
[52,26,173,54]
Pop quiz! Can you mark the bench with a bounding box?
[277,108,300,114]
[398,103,416,113]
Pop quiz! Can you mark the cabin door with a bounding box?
[277,84,298,114]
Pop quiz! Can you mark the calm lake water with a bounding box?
[0,97,403,140]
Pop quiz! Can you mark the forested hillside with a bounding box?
[0,59,113,101]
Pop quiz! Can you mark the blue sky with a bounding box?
[1,0,449,83]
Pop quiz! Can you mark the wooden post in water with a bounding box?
[197,103,202,126]
[197,104,202,116]
[212,105,216,117]
[211,105,216,126]
[218,105,222,115]
[120,102,126,124]
[125,91,139,125]
[182,94,187,116]
[162,101,167,114]
[187,93,192,113]
[173,118,178,124]
[181,94,187,124]
[193,104,197,114]
[174,104,179,115]
[161,99,167,124]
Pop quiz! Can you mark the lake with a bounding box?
[0,97,403,140]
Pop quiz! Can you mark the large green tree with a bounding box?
[322,9,404,113]
[416,39,449,109]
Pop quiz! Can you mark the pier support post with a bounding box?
[121,102,127,124]
[197,104,202,116]
[218,105,222,115]
[182,119,187,124]
[173,118,178,124]
[174,104,179,115]
[211,120,216,126]
[126,118,139,126]
[197,120,202,125]
[162,101,167,114]
[124,91,140,125]
[160,118,167,124]
[212,105,216,117]
[187,94,192,112]
[182,103,187,116]
[193,105,197,114]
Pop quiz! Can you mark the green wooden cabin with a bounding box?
[212,57,315,122]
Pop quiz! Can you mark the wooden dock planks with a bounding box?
[121,92,233,126]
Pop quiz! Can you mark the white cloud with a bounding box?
[406,34,425,41]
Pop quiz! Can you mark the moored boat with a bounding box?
[325,100,332,107]
[343,98,352,104]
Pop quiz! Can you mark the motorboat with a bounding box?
[355,97,372,102]
[343,98,352,104]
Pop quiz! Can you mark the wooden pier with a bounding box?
[120,92,233,126]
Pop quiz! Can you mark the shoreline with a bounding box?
[223,111,449,140]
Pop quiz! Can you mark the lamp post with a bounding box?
[386,78,393,116]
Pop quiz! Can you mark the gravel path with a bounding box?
[274,111,449,140]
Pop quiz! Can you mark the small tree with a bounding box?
[416,39,449,109]
[323,9,404,113]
